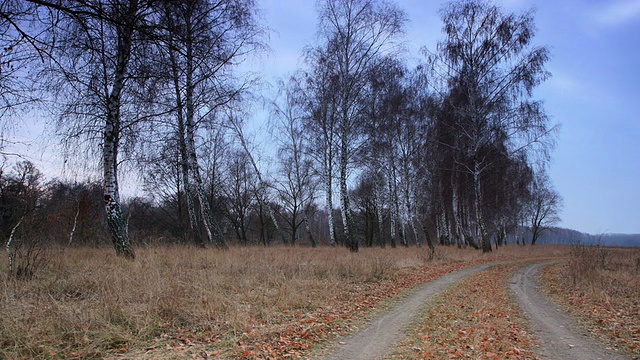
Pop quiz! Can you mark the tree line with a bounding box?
[0,0,561,258]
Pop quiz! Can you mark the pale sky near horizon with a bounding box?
[8,0,640,236]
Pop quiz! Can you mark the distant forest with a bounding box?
[534,228,640,247]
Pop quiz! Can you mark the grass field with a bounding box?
[540,245,640,356]
[0,244,574,359]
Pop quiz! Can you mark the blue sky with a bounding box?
[258,0,640,235]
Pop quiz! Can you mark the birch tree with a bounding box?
[302,48,340,246]
[227,112,288,245]
[220,149,255,244]
[311,0,406,252]
[155,0,265,248]
[427,0,553,252]
[528,170,561,245]
[270,78,319,246]
[41,0,162,259]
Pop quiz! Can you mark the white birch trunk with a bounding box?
[388,175,397,248]
[68,200,80,246]
[181,152,203,246]
[409,210,420,247]
[325,172,336,246]
[103,118,133,258]
[451,182,464,247]
[302,210,316,247]
[375,186,385,246]
[6,217,23,275]
[102,4,136,259]
[473,160,492,252]
[169,40,204,247]
[181,21,226,248]
[403,179,419,247]
[185,123,225,247]
[338,146,356,251]
[391,165,406,247]
[229,117,287,244]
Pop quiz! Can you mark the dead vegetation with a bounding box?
[0,244,566,359]
[541,244,640,355]
[391,261,541,360]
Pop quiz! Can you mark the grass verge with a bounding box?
[0,245,567,359]
[539,246,640,356]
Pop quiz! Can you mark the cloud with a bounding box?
[593,0,640,26]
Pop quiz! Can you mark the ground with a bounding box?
[1,245,637,359]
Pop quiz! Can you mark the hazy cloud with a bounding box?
[593,0,640,26]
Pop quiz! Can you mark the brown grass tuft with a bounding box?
[541,246,640,355]
[0,244,567,358]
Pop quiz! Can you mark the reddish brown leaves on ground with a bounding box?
[392,263,539,360]
[226,261,488,359]
[541,260,640,356]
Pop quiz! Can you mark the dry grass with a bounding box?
[0,244,567,359]
[390,261,540,360]
[541,246,640,355]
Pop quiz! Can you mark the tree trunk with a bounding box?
[6,217,23,275]
[404,182,420,247]
[182,163,204,246]
[169,42,204,248]
[473,161,492,253]
[68,200,80,246]
[103,122,134,259]
[189,144,226,248]
[375,188,385,247]
[325,173,337,246]
[182,29,226,248]
[422,223,435,261]
[101,9,136,259]
[451,180,464,248]
[339,143,357,251]
[303,210,316,247]
[388,175,397,248]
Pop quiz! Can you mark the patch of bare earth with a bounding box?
[390,261,539,360]
[511,261,630,360]
[539,246,640,357]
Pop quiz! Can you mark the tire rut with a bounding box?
[510,261,632,360]
[324,261,511,360]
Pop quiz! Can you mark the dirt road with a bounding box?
[510,261,631,360]
[323,260,632,360]
[324,262,504,360]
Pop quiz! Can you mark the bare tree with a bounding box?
[0,1,38,124]
[154,0,265,248]
[1,161,44,276]
[227,112,287,245]
[142,137,191,241]
[38,0,164,259]
[220,149,255,244]
[309,0,406,252]
[528,170,561,245]
[270,78,319,246]
[426,0,555,252]
[301,49,340,246]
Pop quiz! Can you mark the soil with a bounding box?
[323,261,503,360]
[510,261,632,360]
[322,260,634,360]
